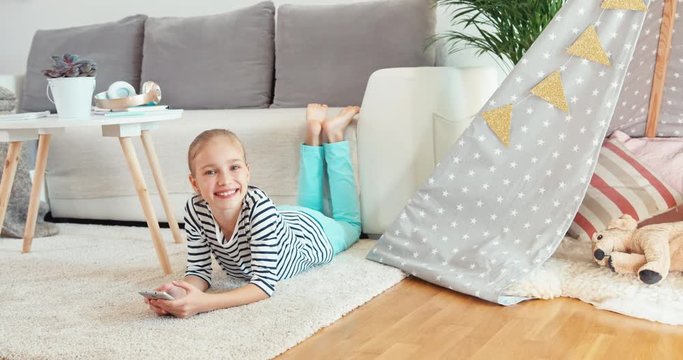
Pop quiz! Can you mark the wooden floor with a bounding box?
[278,277,683,359]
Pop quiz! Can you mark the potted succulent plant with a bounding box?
[43,53,97,119]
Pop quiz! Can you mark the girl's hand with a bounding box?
[150,280,209,319]
[145,298,168,316]
[144,282,189,316]
[157,282,189,300]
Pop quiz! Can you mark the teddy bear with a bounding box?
[591,214,683,285]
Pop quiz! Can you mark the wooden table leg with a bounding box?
[119,137,172,275]
[0,141,23,235]
[140,130,183,244]
[22,135,51,253]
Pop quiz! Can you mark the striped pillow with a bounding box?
[568,139,683,241]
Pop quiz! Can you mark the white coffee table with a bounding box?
[0,111,185,274]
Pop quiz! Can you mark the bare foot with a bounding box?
[306,103,327,146]
[323,106,359,143]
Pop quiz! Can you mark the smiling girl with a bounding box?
[145,104,361,318]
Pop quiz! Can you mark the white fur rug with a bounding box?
[506,237,683,326]
[0,224,406,360]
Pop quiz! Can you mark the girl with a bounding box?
[146,104,361,318]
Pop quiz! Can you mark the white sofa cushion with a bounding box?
[45,108,357,222]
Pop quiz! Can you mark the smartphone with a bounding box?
[139,290,174,300]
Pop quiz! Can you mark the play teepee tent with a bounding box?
[367,0,683,304]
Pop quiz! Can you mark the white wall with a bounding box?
[0,0,505,79]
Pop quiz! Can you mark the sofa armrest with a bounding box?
[357,66,497,236]
[0,74,25,111]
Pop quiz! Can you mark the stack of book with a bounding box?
[0,106,183,121]
[93,104,174,116]
[0,111,50,121]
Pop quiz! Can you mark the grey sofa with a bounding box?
[8,0,496,236]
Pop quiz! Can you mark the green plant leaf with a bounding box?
[433,0,566,66]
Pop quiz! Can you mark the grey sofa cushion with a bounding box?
[272,0,436,108]
[141,2,275,109]
[20,15,147,113]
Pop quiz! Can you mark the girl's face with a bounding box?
[189,136,250,219]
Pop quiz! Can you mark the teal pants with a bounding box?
[280,141,361,255]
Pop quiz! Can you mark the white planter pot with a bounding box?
[46,77,96,119]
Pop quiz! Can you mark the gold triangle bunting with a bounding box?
[567,26,611,66]
[482,104,512,147]
[601,0,647,11]
[531,71,569,113]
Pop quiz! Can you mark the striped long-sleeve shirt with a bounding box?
[183,186,334,296]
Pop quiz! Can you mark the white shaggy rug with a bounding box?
[506,236,683,326]
[0,224,406,360]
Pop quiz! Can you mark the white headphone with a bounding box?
[94,81,162,110]
[106,81,136,99]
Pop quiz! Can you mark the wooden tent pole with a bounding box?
[645,0,677,138]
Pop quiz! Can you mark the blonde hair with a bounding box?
[187,129,246,175]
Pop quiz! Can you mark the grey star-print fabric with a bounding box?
[367,0,674,304]
[610,0,683,136]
